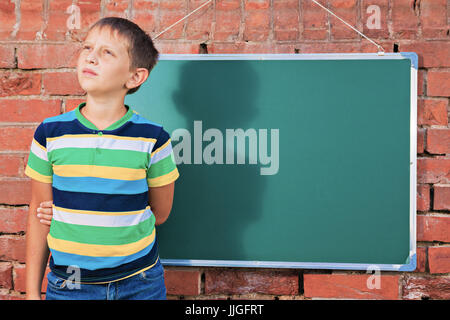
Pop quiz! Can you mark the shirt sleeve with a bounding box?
[24,122,53,183]
[147,127,179,187]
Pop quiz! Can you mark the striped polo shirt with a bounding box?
[24,102,179,283]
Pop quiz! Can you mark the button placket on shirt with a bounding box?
[91,130,103,170]
[96,131,103,154]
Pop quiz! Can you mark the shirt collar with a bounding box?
[75,102,134,131]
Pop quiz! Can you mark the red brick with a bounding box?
[434,185,450,211]
[24,153,29,175]
[160,0,186,10]
[302,0,328,40]
[415,247,427,273]
[13,264,50,294]
[106,0,131,16]
[391,0,420,39]
[298,41,363,53]
[245,0,269,10]
[417,215,450,243]
[417,157,450,184]
[418,69,424,95]
[0,292,26,300]
[273,0,297,10]
[154,42,200,54]
[302,29,328,40]
[361,0,389,39]
[359,41,395,54]
[61,0,101,42]
[77,0,102,36]
[399,42,450,68]
[216,0,240,11]
[427,70,450,97]
[0,154,23,178]
[42,72,84,96]
[302,0,327,28]
[428,247,450,274]
[0,72,41,97]
[274,30,299,42]
[0,45,16,68]
[158,7,187,40]
[65,98,86,112]
[133,11,157,35]
[214,9,241,41]
[0,179,31,205]
[185,0,214,41]
[244,9,270,41]
[0,207,28,234]
[205,269,298,295]
[0,263,13,289]
[402,275,450,299]
[11,265,25,293]
[16,43,81,69]
[0,236,26,263]
[417,184,430,212]
[304,273,400,300]
[44,0,73,41]
[417,128,425,154]
[164,268,201,296]
[133,0,159,34]
[209,42,294,54]
[426,129,450,155]
[329,0,358,40]
[419,0,449,39]
[0,1,17,40]
[274,6,299,41]
[0,99,61,123]
[16,0,44,40]
[0,127,35,152]
[417,99,448,126]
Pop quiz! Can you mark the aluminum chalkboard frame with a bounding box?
[130,52,417,271]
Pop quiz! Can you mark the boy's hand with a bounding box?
[37,200,53,226]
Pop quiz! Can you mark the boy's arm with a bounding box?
[148,181,175,226]
[26,179,53,300]
[147,127,179,226]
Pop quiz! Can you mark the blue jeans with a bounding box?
[45,259,166,300]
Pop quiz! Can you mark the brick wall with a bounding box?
[0,0,449,300]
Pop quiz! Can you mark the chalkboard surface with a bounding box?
[125,53,418,271]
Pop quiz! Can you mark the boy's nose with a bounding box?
[86,52,98,64]
[86,56,97,64]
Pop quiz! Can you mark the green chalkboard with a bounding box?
[125,53,418,271]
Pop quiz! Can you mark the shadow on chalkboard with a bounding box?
[165,60,267,261]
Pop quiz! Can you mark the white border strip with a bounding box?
[161,259,410,271]
[408,60,418,272]
[158,53,417,271]
[159,52,406,61]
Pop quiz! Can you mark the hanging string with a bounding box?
[153,0,213,40]
[310,0,385,54]
[152,0,386,54]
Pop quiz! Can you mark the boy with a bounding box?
[24,17,179,300]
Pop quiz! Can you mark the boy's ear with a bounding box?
[126,67,149,90]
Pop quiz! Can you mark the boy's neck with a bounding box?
[81,95,128,131]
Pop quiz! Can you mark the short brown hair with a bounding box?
[87,17,159,95]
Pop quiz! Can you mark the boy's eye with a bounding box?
[81,46,112,56]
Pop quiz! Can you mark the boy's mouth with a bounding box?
[82,68,98,76]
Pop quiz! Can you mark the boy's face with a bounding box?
[77,26,135,96]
